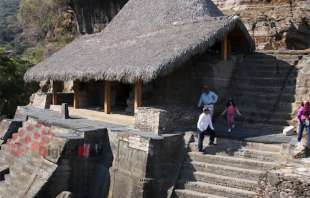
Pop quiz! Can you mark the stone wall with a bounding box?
[257,160,310,197]
[213,0,310,50]
[292,55,310,117]
[108,130,185,198]
[143,52,240,114]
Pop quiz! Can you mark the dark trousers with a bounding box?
[297,122,310,144]
[198,127,215,151]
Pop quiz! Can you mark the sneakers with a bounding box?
[227,128,231,133]
[232,124,235,129]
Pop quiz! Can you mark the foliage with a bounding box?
[19,0,66,34]
[0,0,21,49]
[0,49,37,118]
[22,45,45,65]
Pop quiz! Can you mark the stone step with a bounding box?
[235,116,289,126]
[10,165,28,180]
[234,111,292,121]
[188,152,276,170]
[4,173,28,190]
[180,170,257,191]
[0,182,22,198]
[4,178,25,197]
[178,181,256,198]
[236,101,294,112]
[210,76,296,88]
[231,77,296,87]
[235,122,285,132]
[232,94,295,104]
[245,53,300,59]
[235,148,280,162]
[183,161,264,180]
[242,57,298,65]
[201,68,297,78]
[190,138,282,153]
[235,67,296,76]
[173,189,226,198]
[241,67,296,74]
[230,85,296,94]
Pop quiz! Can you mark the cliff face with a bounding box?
[213,0,310,50]
[1,0,309,55]
[70,0,127,34]
[0,0,128,58]
[0,0,21,47]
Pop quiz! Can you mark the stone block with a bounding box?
[283,126,295,136]
[0,119,22,143]
[135,107,168,135]
[135,106,199,135]
[31,92,51,109]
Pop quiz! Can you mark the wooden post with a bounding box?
[52,81,59,105]
[222,34,229,61]
[73,81,80,109]
[104,81,112,114]
[134,80,142,112]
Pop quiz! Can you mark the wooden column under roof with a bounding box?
[134,80,142,112]
[104,81,112,114]
[222,33,229,61]
[73,81,80,109]
[51,81,61,105]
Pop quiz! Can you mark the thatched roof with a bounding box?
[24,0,255,83]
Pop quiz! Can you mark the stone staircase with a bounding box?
[215,51,303,132]
[172,138,282,198]
[0,120,63,198]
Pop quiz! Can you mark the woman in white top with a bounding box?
[197,107,216,152]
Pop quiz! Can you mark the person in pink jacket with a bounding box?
[221,98,242,132]
[297,101,310,147]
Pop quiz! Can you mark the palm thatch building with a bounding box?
[24,0,254,116]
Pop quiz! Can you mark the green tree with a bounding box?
[0,49,37,118]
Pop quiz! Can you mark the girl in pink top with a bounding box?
[221,98,242,132]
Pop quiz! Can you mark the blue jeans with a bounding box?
[297,121,310,144]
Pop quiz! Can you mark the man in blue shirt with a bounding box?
[198,85,218,116]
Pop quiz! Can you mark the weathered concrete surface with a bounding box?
[108,129,186,198]
[257,160,310,198]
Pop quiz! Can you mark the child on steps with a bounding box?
[221,98,242,132]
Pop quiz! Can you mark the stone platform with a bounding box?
[213,119,293,144]
[0,106,186,198]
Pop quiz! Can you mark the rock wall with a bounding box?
[213,0,310,50]
[257,160,310,197]
[295,55,310,101]
[70,0,128,34]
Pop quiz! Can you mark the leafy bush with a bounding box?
[0,48,38,118]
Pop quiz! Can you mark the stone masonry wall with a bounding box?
[257,160,310,197]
